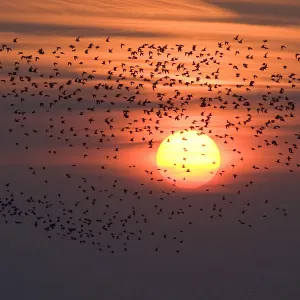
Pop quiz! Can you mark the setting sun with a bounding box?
[156,130,221,188]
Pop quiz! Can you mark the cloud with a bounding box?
[0,21,172,38]
[204,1,300,26]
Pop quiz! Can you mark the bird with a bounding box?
[0,33,298,255]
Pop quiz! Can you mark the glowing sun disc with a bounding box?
[156,130,221,188]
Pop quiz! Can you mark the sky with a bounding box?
[0,1,300,299]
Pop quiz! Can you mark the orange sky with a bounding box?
[0,0,299,192]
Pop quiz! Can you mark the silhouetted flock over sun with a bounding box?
[0,35,299,253]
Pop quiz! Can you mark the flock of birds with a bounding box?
[0,35,299,253]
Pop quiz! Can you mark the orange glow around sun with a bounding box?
[156,130,221,189]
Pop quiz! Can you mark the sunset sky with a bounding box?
[0,1,300,299]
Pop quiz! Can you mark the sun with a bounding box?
[156,130,221,189]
